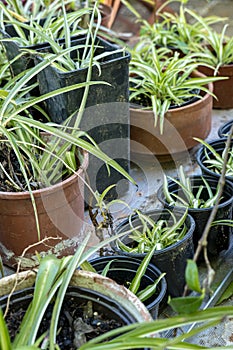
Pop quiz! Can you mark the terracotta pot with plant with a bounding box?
[138,0,225,56]
[0,234,152,349]
[193,23,233,109]
[129,44,224,158]
[0,41,134,270]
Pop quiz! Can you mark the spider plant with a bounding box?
[195,138,233,177]
[2,233,233,350]
[0,0,90,50]
[129,46,224,133]
[0,0,77,21]
[139,1,225,55]
[0,230,143,349]
[29,1,124,74]
[0,41,10,83]
[0,25,135,241]
[116,209,188,254]
[162,165,221,208]
[190,23,233,75]
[83,248,166,304]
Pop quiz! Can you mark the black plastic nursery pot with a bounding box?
[196,138,233,183]
[218,119,233,138]
[157,176,233,257]
[110,209,195,297]
[35,36,131,123]
[0,286,139,347]
[88,255,167,319]
[0,22,86,76]
[35,36,131,199]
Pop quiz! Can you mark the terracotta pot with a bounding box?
[130,71,213,158]
[99,3,112,28]
[0,152,88,270]
[198,64,233,109]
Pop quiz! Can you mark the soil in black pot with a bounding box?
[3,287,128,349]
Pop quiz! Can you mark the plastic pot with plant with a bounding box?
[218,119,233,138]
[129,44,225,157]
[2,231,233,350]
[28,4,131,200]
[110,208,195,297]
[85,253,167,319]
[196,137,233,183]
[157,166,233,257]
[0,0,90,76]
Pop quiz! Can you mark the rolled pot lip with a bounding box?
[218,119,233,138]
[89,254,163,273]
[111,209,195,256]
[157,174,233,212]
[88,254,167,309]
[0,150,89,199]
[0,269,152,322]
[196,138,233,182]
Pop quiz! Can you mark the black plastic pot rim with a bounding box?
[0,286,137,325]
[88,255,167,311]
[196,138,233,182]
[35,36,131,75]
[158,175,233,212]
[113,210,195,256]
[218,119,233,138]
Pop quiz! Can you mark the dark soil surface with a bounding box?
[0,143,34,192]
[4,290,125,349]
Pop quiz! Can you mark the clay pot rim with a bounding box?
[0,150,89,199]
[0,269,152,322]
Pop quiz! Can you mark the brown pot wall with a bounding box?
[199,64,233,109]
[0,152,88,269]
[130,73,213,157]
[99,3,112,28]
